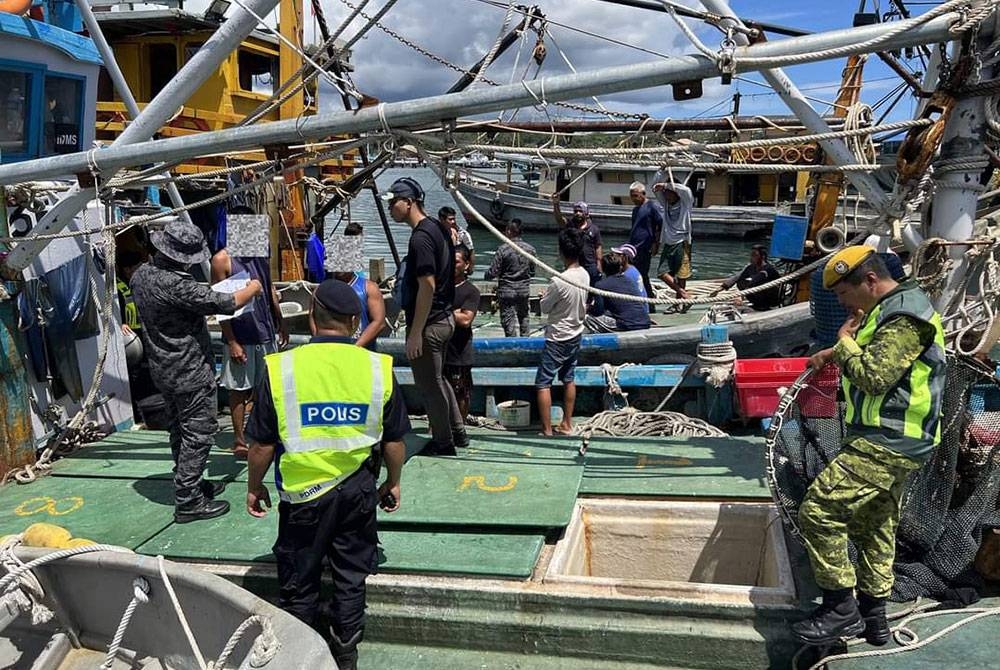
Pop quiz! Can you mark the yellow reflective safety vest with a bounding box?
[117,279,141,331]
[266,342,393,504]
[843,282,946,459]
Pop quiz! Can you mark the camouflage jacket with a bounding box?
[130,260,236,393]
[832,314,936,396]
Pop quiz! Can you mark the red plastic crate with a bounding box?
[734,358,840,418]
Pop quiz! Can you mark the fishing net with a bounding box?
[766,355,1000,601]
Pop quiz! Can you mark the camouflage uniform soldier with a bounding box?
[795,246,946,646]
[131,221,263,523]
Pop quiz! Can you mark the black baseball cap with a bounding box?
[380,177,425,202]
[313,279,362,316]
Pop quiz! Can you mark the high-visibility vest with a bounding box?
[117,279,141,331]
[266,342,393,504]
[843,282,946,458]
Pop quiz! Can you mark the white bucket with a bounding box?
[497,400,530,428]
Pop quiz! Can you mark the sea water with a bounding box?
[337,167,761,281]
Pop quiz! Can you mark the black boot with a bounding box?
[174,498,230,523]
[857,592,890,646]
[199,479,226,499]
[329,630,362,670]
[420,440,456,456]
[791,588,865,645]
[454,428,470,450]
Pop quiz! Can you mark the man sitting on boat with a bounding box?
[536,228,589,436]
[551,194,603,284]
[709,244,782,311]
[652,177,694,306]
[611,243,649,312]
[795,246,945,647]
[585,252,652,333]
[627,182,662,310]
[484,218,536,337]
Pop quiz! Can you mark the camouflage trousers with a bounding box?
[798,438,920,598]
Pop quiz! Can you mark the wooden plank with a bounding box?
[50,430,247,481]
[378,456,583,529]
[138,485,545,578]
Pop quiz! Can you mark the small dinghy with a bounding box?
[0,540,335,669]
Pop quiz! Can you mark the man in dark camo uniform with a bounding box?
[795,246,946,646]
[131,220,263,523]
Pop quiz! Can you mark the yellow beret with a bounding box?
[823,246,876,289]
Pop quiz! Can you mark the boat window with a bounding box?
[238,49,276,95]
[596,171,632,184]
[43,76,82,155]
[148,43,178,98]
[184,43,204,64]
[0,71,30,157]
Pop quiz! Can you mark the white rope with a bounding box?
[101,577,150,669]
[801,605,1000,669]
[473,0,517,87]
[738,0,994,68]
[577,408,728,455]
[454,118,930,156]
[158,555,209,670]
[211,614,281,669]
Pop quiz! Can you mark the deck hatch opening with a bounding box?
[545,500,796,605]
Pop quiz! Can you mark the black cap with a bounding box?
[380,177,425,202]
[313,279,362,316]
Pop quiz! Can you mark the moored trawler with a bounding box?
[0,0,999,668]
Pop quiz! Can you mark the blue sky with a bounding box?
[234,0,937,125]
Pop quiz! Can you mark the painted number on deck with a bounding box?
[458,475,518,493]
[14,496,85,517]
[635,455,693,469]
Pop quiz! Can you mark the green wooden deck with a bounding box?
[0,424,769,579]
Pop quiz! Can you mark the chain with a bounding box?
[334,0,644,119]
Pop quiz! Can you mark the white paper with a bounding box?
[213,270,253,321]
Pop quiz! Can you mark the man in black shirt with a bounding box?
[385,177,467,455]
[711,244,783,311]
[445,245,480,423]
[552,194,603,284]
[586,252,652,332]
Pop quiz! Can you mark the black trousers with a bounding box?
[272,466,379,640]
[162,384,218,507]
[633,249,655,305]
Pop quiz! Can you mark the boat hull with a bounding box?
[456,181,777,238]
[376,302,815,367]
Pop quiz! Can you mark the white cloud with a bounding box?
[188,0,926,123]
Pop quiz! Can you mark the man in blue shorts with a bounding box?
[536,228,589,436]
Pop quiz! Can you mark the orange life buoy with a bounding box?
[802,144,818,163]
[767,145,784,162]
[783,146,802,164]
[0,0,32,15]
[749,146,767,163]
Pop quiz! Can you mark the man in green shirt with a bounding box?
[795,246,946,646]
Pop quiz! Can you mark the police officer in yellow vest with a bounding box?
[245,279,409,670]
[795,246,946,646]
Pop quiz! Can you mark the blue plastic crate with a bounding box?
[770,214,809,261]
